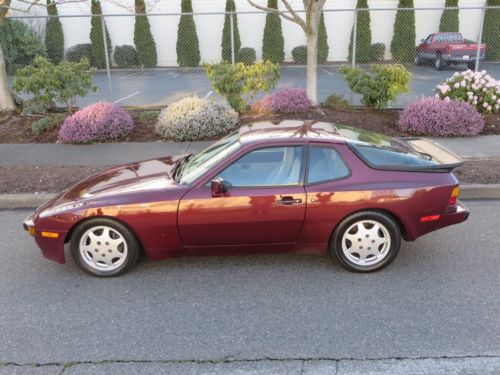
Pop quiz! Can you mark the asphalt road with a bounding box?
[80,62,500,107]
[0,200,499,374]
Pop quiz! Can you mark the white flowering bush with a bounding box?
[435,69,500,113]
[155,96,239,141]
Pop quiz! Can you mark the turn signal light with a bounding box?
[41,231,60,239]
[449,186,460,207]
[27,226,36,236]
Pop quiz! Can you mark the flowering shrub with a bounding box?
[398,98,484,137]
[58,102,134,143]
[435,69,500,113]
[252,88,312,114]
[156,96,239,142]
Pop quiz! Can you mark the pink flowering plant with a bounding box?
[252,88,312,114]
[435,69,500,113]
[398,98,484,137]
[58,102,134,144]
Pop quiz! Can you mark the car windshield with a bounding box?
[179,132,241,184]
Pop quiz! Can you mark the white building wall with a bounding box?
[10,0,487,66]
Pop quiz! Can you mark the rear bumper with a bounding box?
[436,201,469,230]
[443,54,484,63]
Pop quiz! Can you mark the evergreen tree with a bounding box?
[45,0,64,64]
[262,0,284,63]
[134,0,157,67]
[317,12,329,64]
[390,0,416,62]
[482,0,500,61]
[89,0,112,69]
[176,0,200,67]
[348,0,372,63]
[221,0,241,62]
[439,0,459,32]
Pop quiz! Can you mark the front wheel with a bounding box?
[467,62,476,70]
[330,211,401,272]
[435,54,445,70]
[70,218,140,277]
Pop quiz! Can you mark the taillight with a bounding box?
[449,186,459,207]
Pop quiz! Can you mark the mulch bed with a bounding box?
[1,159,498,194]
[0,107,499,144]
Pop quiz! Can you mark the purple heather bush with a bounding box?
[58,102,134,143]
[252,88,312,114]
[398,98,484,137]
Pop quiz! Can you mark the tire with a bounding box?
[415,54,423,66]
[330,211,401,273]
[467,62,476,70]
[435,54,445,70]
[70,218,140,277]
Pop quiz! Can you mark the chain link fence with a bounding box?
[2,5,499,108]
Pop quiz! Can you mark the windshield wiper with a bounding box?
[172,154,192,183]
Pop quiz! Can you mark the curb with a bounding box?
[0,185,499,210]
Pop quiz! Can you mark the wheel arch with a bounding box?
[64,215,144,252]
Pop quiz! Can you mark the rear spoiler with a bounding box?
[393,137,464,172]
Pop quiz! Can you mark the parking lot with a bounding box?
[79,62,500,108]
[0,200,499,373]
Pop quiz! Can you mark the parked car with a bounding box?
[415,32,486,70]
[23,121,469,277]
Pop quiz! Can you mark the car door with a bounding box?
[178,145,307,247]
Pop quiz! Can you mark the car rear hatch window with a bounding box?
[335,125,463,172]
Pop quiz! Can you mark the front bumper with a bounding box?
[23,212,66,264]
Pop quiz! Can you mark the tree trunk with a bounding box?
[0,45,15,112]
[306,31,318,104]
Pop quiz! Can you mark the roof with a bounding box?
[238,120,345,144]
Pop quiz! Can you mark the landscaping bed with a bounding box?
[1,159,499,194]
[0,107,499,144]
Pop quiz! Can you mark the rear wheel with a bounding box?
[330,211,401,272]
[70,218,140,277]
[467,62,476,70]
[415,54,423,66]
[435,53,445,70]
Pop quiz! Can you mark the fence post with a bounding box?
[350,8,358,105]
[101,15,113,101]
[230,11,236,65]
[475,5,486,72]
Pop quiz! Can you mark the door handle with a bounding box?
[276,196,302,205]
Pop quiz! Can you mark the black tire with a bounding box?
[435,53,445,70]
[329,211,401,273]
[467,62,476,70]
[70,218,141,277]
[415,54,423,66]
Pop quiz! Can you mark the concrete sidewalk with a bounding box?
[0,136,499,167]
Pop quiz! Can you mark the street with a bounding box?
[80,62,500,108]
[0,200,499,374]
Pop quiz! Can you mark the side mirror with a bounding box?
[420,39,425,43]
[211,178,228,197]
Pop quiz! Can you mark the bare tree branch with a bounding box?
[246,0,306,31]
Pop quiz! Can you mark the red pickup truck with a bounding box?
[415,32,486,70]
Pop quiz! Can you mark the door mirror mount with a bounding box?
[211,178,229,197]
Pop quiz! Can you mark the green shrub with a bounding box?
[318,13,329,64]
[134,0,158,68]
[156,96,239,141]
[22,98,53,116]
[292,45,308,64]
[338,64,412,109]
[46,0,64,64]
[138,110,160,125]
[262,0,284,63]
[483,0,500,61]
[204,61,280,112]
[114,45,139,68]
[237,47,256,65]
[323,94,350,111]
[13,56,98,113]
[439,0,459,32]
[31,114,65,135]
[66,44,93,63]
[0,19,47,74]
[221,0,241,62]
[390,0,416,62]
[177,0,200,67]
[90,0,112,69]
[348,0,372,63]
[370,43,386,62]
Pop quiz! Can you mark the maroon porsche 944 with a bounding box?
[24,121,468,277]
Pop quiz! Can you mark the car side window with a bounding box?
[217,146,304,187]
[307,147,349,184]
